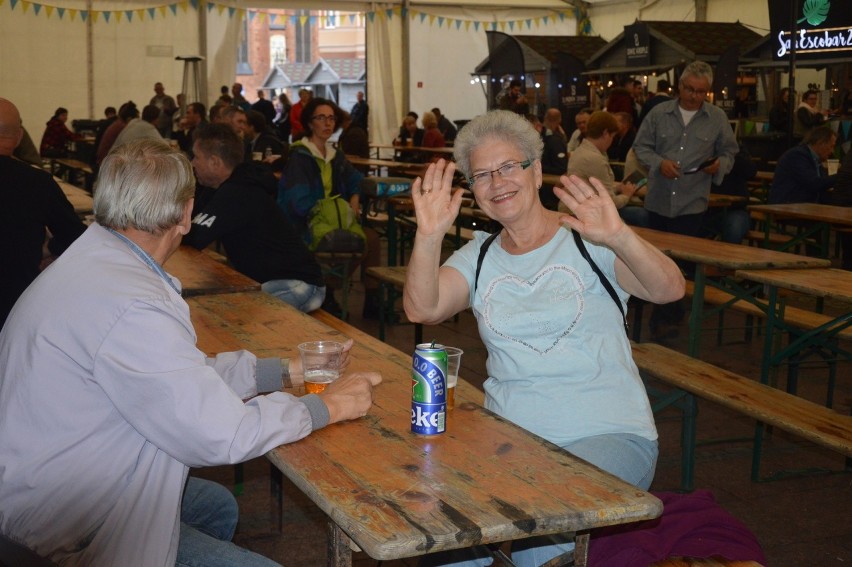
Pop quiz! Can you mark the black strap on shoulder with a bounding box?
[472,229,628,335]
[473,231,500,295]
[571,230,629,334]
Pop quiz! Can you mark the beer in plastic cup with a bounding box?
[298,341,343,394]
[827,159,839,176]
[445,347,463,409]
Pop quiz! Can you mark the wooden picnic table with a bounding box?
[735,267,852,403]
[163,246,260,297]
[56,178,93,216]
[632,226,830,357]
[748,203,852,256]
[187,290,663,566]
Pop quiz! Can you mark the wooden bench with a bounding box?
[315,251,363,321]
[365,266,423,344]
[632,341,852,491]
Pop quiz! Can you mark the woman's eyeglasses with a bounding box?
[312,115,337,123]
[468,160,531,188]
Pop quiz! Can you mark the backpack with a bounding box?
[308,195,366,253]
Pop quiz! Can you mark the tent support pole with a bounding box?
[86,0,94,118]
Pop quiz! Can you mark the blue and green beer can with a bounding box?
[411,343,447,435]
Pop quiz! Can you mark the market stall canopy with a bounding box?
[585,20,763,75]
[474,34,607,74]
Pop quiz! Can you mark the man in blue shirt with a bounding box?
[769,125,837,204]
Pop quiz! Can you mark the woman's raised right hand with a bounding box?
[410,159,464,238]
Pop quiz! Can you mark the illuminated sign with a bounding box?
[769,0,852,60]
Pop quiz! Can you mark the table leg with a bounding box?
[388,204,398,267]
[327,522,353,567]
[687,266,706,358]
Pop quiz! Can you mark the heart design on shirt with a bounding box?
[481,265,585,355]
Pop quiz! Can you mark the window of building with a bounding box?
[271,35,286,66]
[236,15,252,75]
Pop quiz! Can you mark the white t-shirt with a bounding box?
[444,227,657,447]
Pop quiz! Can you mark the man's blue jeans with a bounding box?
[262,280,326,313]
[176,477,281,567]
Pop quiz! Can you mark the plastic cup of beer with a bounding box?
[445,347,463,409]
[252,151,263,161]
[298,341,343,394]
[827,159,839,176]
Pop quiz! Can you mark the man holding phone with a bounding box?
[633,61,738,339]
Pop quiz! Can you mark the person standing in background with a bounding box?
[633,60,738,340]
[350,91,369,131]
[149,82,177,137]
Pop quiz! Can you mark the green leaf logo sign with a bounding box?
[797,0,830,27]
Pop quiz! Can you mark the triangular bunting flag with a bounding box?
[171,4,179,16]
[125,10,134,21]
[401,7,407,18]
[116,11,123,22]
[206,3,213,13]
[525,18,532,28]
[136,8,145,20]
[842,120,852,140]
[248,10,255,21]
[0,0,5,8]
[499,21,506,31]
[180,2,190,14]
[237,8,245,19]
[508,20,514,31]
[367,12,375,22]
[419,12,426,23]
[190,0,198,10]
[216,4,225,16]
[559,12,566,21]
[385,8,393,20]
[147,7,155,18]
[58,7,66,18]
[309,15,316,24]
[103,11,111,22]
[298,14,306,26]
[91,11,99,22]
[226,6,234,17]
[455,19,462,30]
[437,16,444,27]
[33,3,42,16]
[465,20,471,31]
[348,13,355,24]
[161,5,169,17]
[46,5,54,17]
[21,0,30,13]
[543,15,549,25]
[10,0,18,10]
[428,14,435,25]
[266,13,273,24]
[70,8,78,20]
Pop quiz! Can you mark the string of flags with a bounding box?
[0,0,575,29]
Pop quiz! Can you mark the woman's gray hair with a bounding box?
[453,110,543,177]
[94,139,195,234]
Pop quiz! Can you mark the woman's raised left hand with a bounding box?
[554,175,629,247]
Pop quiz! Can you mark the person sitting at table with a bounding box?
[185,123,327,313]
[563,110,648,228]
[768,88,791,135]
[403,110,685,567]
[39,106,82,158]
[700,144,757,244]
[338,111,370,160]
[794,89,828,138]
[278,97,382,319]
[394,113,425,162]
[826,150,852,270]
[565,107,592,156]
[421,111,446,150]
[607,111,636,166]
[172,101,206,157]
[112,103,164,148]
[0,139,381,566]
[245,109,287,170]
[432,107,457,143]
[528,109,568,210]
[96,101,138,165]
[768,125,837,204]
[0,97,86,327]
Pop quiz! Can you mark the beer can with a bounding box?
[411,343,447,435]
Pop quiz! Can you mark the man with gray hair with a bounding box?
[113,103,164,148]
[633,60,738,339]
[0,139,380,565]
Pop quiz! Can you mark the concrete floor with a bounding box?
[194,255,852,567]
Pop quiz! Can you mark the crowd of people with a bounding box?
[1,56,849,566]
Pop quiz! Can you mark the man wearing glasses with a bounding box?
[633,60,738,340]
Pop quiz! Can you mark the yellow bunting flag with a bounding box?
[21,0,30,13]
[159,5,167,17]
[299,14,307,26]
[136,8,145,20]
[45,4,54,17]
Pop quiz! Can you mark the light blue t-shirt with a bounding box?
[444,227,657,447]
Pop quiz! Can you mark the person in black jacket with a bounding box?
[185,123,326,312]
[0,98,86,327]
